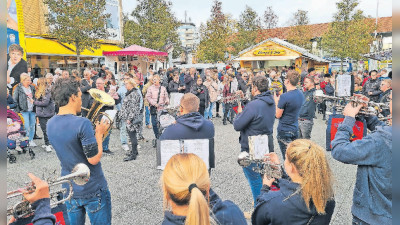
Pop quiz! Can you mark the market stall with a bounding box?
[103,44,168,75]
[232,38,329,74]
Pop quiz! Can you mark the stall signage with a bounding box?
[253,47,286,56]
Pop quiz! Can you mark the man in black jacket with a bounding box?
[362,70,381,102]
[233,76,275,206]
[298,76,317,139]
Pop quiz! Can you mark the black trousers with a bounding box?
[38,117,51,145]
[127,130,138,156]
[215,102,220,114]
[223,103,234,122]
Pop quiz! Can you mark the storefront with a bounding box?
[233,38,329,74]
[25,36,121,74]
[9,0,123,76]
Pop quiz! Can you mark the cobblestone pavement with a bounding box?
[7,112,356,224]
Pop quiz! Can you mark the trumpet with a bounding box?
[237,152,282,180]
[82,89,116,140]
[219,92,250,104]
[313,90,389,117]
[7,163,90,219]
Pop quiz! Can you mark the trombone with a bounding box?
[7,163,90,219]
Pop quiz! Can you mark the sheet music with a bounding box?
[169,93,184,108]
[249,135,269,160]
[183,139,210,169]
[159,140,181,170]
[336,75,351,97]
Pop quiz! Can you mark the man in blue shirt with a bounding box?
[273,70,304,160]
[47,78,111,225]
[298,76,317,139]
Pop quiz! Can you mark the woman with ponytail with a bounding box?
[252,139,335,225]
[161,153,247,225]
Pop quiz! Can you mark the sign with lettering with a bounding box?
[253,48,286,56]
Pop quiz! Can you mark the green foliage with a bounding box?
[124,0,182,58]
[44,0,110,71]
[286,9,313,50]
[322,0,374,67]
[195,0,233,63]
[229,5,261,55]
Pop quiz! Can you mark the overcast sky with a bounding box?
[122,0,392,27]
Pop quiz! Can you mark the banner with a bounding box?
[7,0,26,57]
[326,114,367,151]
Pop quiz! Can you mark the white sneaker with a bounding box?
[122,144,129,151]
[29,141,37,147]
[45,145,52,152]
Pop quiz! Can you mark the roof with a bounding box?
[257,16,392,41]
[103,44,168,57]
[234,38,329,63]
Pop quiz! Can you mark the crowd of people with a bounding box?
[7,42,392,225]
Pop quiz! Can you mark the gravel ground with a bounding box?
[7,112,356,224]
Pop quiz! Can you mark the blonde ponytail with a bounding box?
[162,153,212,225]
[186,186,210,225]
[286,139,334,214]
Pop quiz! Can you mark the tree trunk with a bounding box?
[340,59,343,72]
[76,41,80,74]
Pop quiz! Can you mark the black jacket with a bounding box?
[9,59,28,85]
[162,189,247,225]
[190,84,210,108]
[362,78,382,102]
[252,179,335,225]
[13,84,35,113]
[233,91,275,152]
[80,79,92,109]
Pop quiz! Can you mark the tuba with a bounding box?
[82,89,116,140]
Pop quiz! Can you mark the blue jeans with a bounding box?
[65,189,112,225]
[119,120,128,145]
[151,113,159,138]
[102,132,111,151]
[204,102,215,119]
[145,106,150,126]
[242,163,263,207]
[21,111,36,141]
[277,130,298,160]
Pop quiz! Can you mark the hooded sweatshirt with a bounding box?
[331,116,392,224]
[233,91,275,152]
[159,112,214,140]
[252,179,335,225]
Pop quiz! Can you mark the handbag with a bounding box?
[150,86,162,115]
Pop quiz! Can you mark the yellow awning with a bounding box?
[25,37,121,57]
[233,56,299,61]
[26,37,76,55]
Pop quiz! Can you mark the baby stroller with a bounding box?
[7,109,35,163]
[157,107,180,136]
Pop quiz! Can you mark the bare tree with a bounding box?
[263,6,278,29]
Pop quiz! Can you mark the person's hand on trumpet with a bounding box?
[343,94,369,118]
[8,173,50,224]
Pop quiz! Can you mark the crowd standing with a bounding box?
[6,50,392,225]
